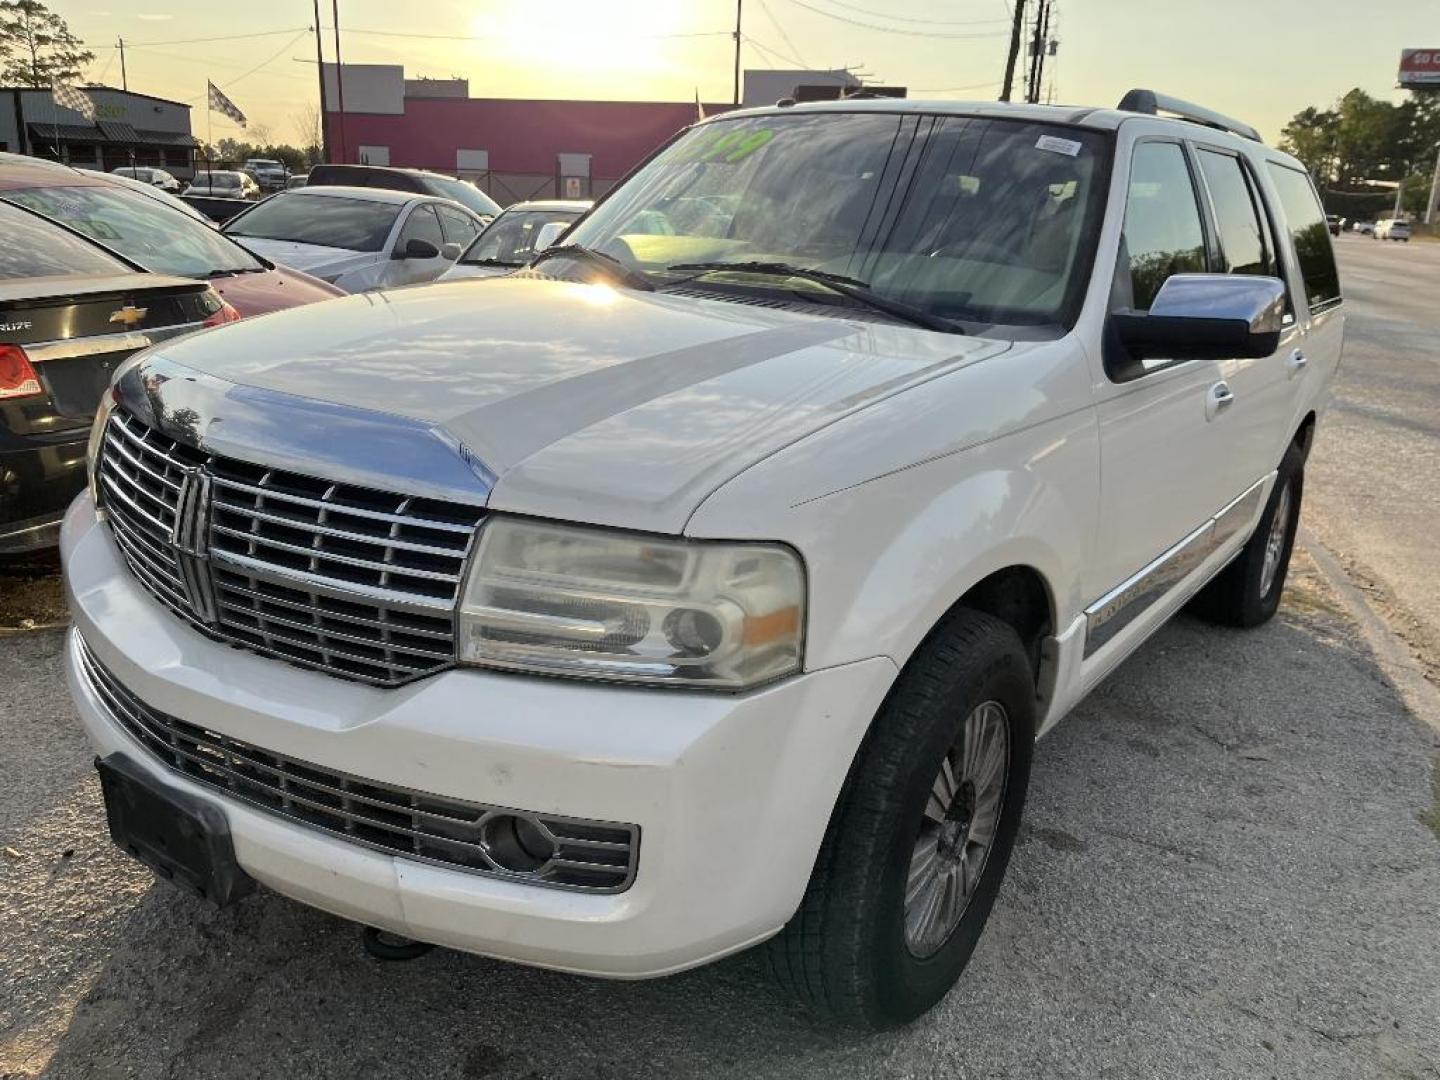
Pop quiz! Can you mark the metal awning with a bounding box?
[96,119,141,143]
[25,123,198,149]
[26,122,99,142]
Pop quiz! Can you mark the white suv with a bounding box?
[1375,217,1412,241]
[62,90,1342,1028]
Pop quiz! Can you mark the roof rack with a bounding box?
[1116,89,1262,143]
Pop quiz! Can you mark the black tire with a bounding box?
[764,608,1035,1028]
[1190,441,1305,628]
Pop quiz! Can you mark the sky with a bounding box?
[58,0,1438,146]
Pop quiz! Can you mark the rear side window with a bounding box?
[224,193,400,252]
[1265,163,1341,312]
[1197,150,1275,277]
[1122,142,1207,310]
[0,203,129,279]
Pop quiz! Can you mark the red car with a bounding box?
[0,160,343,317]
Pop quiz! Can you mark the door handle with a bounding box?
[1286,349,1309,376]
[1206,380,1235,421]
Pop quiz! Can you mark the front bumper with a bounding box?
[61,493,896,977]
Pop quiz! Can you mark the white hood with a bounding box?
[148,277,1010,533]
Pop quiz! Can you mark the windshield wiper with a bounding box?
[461,257,521,268]
[529,244,655,291]
[662,261,962,334]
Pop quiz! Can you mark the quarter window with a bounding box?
[1197,150,1274,277]
[1122,142,1207,310]
[1266,163,1341,312]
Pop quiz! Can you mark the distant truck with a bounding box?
[242,158,288,193]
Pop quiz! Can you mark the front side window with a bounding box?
[563,112,1109,330]
[436,204,481,246]
[224,193,400,252]
[1197,150,1275,277]
[462,208,584,266]
[1121,142,1207,310]
[1266,163,1341,312]
[3,183,264,277]
[398,204,445,250]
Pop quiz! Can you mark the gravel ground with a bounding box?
[2,550,1437,1080]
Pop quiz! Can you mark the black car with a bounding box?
[304,164,500,221]
[0,201,231,553]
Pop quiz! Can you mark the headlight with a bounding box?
[458,517,805,689]
[85,386,117,506]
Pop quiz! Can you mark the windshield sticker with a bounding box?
[1035,134,1083,157]
[671,127,776,165]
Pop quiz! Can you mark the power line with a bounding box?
[912,79,1004,93]
[800,0,1010,26]
[757,0,809,69]
[338,26,732,42]
[742,33,808,72]
[222,30,311,89]
[778,0,1009,38]
[98,27,309,49]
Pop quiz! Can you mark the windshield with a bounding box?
[224,192,399,252]
[462,208,583,265]
[2,183,264,277]
[423,176,501,218]
[195,172,241,189]
[565,112,1109,329]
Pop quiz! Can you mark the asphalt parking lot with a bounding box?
[3,242,1439,1079]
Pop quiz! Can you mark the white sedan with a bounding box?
[440,198,591,281]
[222,186,487,292]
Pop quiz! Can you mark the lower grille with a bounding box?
[79,637,639,892]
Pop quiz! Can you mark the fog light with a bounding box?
[480,813,557,873]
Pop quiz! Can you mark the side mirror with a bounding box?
[532,221,569,251]
[1111,274,1286,370]
[395,237,441,261]
[441,242,463,261]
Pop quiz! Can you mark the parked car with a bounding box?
[1375,218,1411,241]
[305,163,500,221]
[61,91,1342,1028]
[440,199,591,280]
[185,170,260,200]
[111,166,180,193]
[1326,213,1341,236]
[286,173,308,190]
[242,158,288,193]
[1354,220,1375,235]
[221,186,485,291]
[0,160,344,317]
[0,200,235,553]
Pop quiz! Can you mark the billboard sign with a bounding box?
[1399,50,1440,87]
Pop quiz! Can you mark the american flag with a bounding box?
[206,80,247,128]
[52,83,95,122]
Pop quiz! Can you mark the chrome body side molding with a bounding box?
[1084,474,1272,657]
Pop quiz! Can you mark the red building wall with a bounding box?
[325,96,734,192]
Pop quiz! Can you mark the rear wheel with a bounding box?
[764,609,1035,1028]
[1190,441,1304,628]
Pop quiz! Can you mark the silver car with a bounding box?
[222,186,487,291]
[440,199,591,281]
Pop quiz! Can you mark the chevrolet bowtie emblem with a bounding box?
[109,305,148,327]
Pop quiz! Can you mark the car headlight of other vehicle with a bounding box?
[458,517,805,689]
[85,385,117,506]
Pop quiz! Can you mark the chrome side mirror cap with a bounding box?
[1110,273,1287,376]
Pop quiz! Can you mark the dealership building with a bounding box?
[1,86,198,178]
[322,64,860,205]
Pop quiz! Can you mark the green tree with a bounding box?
[0,1,94,87]
[1279,106,1338,181]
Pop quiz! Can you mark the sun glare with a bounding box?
[481,0,686,73]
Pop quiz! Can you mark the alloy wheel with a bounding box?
[1259,479,1293,599]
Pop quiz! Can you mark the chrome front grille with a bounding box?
[98,409,485,686]
[79,638,639,892]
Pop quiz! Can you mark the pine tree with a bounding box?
[0,1,95,88]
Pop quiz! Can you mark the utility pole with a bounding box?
[1426,143,1440,225]
[733,0,743,106]
[1031,1,1052,105]
[1000,0,1026,102]
[117,38,127,90]
[1026,0,1049,105]
[331,0,347,164]
[311,0,330,163]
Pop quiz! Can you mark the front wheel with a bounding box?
[1190,442,1304,628]
[764,609,1035,1028]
